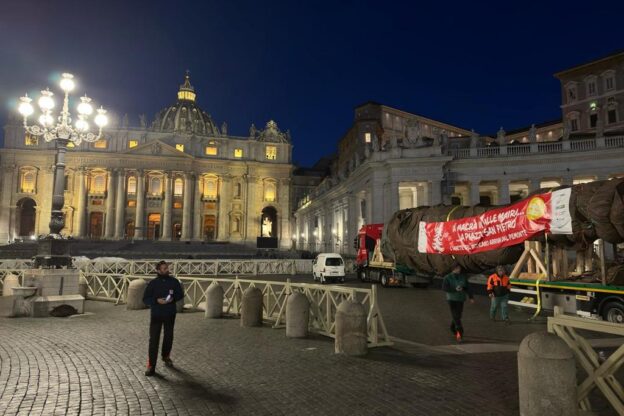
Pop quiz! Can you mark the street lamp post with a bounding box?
[18,73,108,268]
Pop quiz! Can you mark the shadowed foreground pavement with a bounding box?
[0,301,617,415]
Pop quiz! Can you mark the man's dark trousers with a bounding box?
[148,314,176,368]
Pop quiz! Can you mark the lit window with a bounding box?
[94,139,107,149]
[67,142,75,148]
[203,179,218,199]
[364,133,371,143]
[234,148,243,158]
[127,200,136,207]
[91,175,106,193]
[174,178,183,196]
[150,177,162,195]
[265,145,277,160]
[173,202,183,209]
[177,90,196,102]
[264,182,276,202]
[127,177,137,195]
[24,134,38,146]
[205,146,218,156]
[21,171,36,193]
[129,140,138,148]
[176,144,184,152]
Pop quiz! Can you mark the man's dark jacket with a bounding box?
[143,273,185,317]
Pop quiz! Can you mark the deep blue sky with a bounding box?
[1,0,623,167]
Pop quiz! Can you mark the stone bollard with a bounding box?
[240,286,263,327]
[518,332,577,416]
[286,291,310,338]
[127,279,148,310]
[78,274,88,298]
[335,300,368,356]
[205,283,224,319]
[2,274,20,296]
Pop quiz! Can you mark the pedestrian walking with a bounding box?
[442,263,474,343]
[143,260,184,376]
[487,265,511,324]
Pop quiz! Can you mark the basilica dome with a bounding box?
[151,74,220,136]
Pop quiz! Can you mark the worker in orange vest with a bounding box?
[487,265,511,324]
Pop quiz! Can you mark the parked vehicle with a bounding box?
[313,253,346,284]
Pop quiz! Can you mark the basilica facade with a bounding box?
[0,75,294,248]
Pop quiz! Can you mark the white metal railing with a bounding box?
[82,272,392,347]
[548,306,624,414]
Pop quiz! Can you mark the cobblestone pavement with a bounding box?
[0,301,527,416]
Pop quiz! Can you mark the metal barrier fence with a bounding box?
[548,306,624,414]
[82,272,391,347]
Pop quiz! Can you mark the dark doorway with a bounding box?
[125,221,135,239]
[173,223,182,241]
[89,212,104,238]
[17,198,36,237]
[147,213,161,240]
[203,215,216,240]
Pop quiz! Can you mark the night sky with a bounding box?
[1,0,623,167]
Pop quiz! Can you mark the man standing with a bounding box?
[442,263,474,343]
[143,261,184,376]
[487,265,511,324]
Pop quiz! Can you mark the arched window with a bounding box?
[91,174,106,193]
[20,171,36,193]
[264,181,276,202]
[174,178,184,196]
[127,176,137,195]
[203,177,218,199]
[150,177,162,195]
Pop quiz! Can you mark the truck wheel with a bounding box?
[358,269,368,282]
[380,272,389,287]
[602,301,624,324]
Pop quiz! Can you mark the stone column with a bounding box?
[0,166,16,243]
[161,172,173,241]
[134,170,145,239]
[245,176,258,240]
[181,172,193,241]
[104,170,117,238]
[193,175,203,240]
[498,178,510,205]
[469,179,481,206]
[528,179,540,193]
[75,168,88,238]
[114,169,126,239]
[217,175,231,240]
[429,179,442,205]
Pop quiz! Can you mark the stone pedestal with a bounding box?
[21,269,85,317]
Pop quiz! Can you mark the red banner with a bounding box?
[417,189,572,255]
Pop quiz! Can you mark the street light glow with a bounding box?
[77,95,93,115]
[94,107,108,128]
[18,95,34,117]
[59,73,75,92]
[38,89,55,111]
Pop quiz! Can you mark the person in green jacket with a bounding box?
[442,263,474,342]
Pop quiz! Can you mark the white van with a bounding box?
[312,253,346,284]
